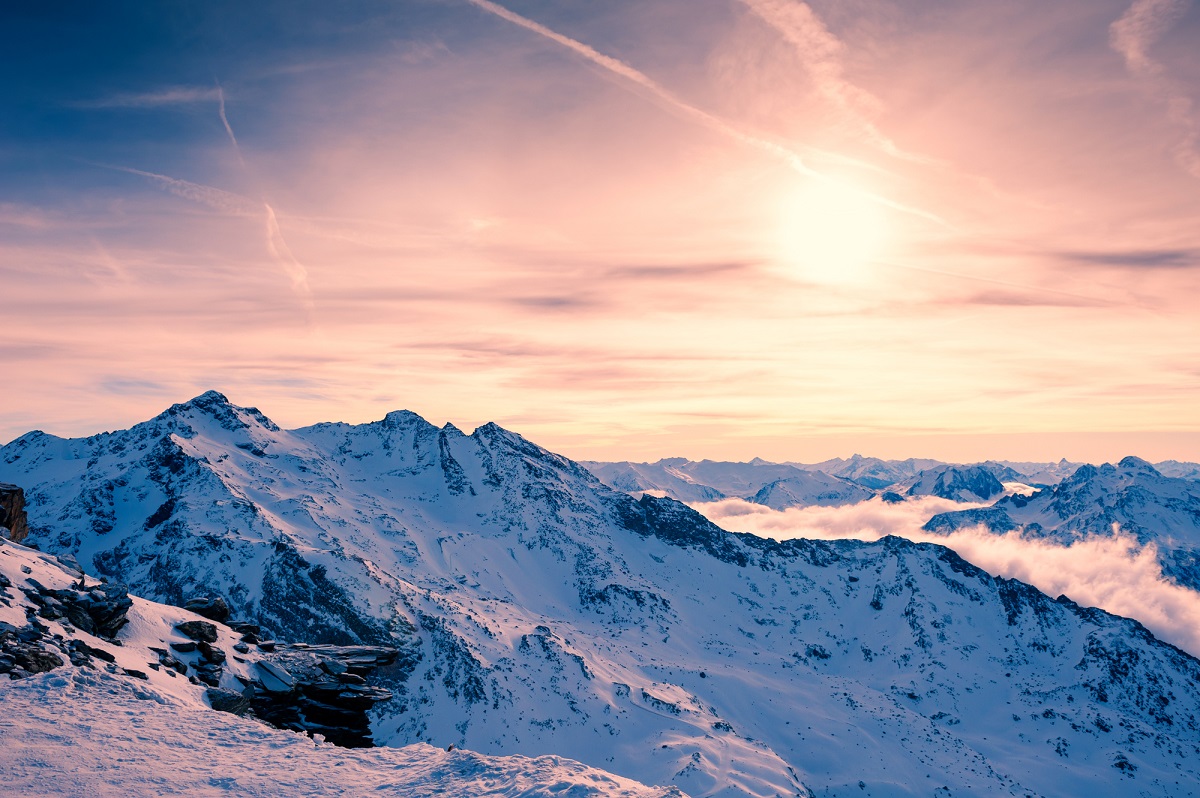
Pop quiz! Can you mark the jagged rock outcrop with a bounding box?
[249,644,400,747]
[0,483,28,542]
[0,567,132,679]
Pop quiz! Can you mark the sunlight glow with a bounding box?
[775,179,892,283]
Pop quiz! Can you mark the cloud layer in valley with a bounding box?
[695,497,1200,657]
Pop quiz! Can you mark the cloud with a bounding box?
[1110,0,1190,77]
[1110,0,1200,179]
[732,0,922,161]
[264,203,315,313]
[1057,247,1200,269]
[462,0,945,226]
[73,85,223,108]
[112,166,259,216]
[694,497,1200,657]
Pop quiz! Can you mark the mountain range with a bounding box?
[2,393,1200,796]
[926,457,1200,590]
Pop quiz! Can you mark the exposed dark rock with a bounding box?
[175,620,218,642]
[207,687,253,715]
[16,577,131,641]
[0,483,28,543]
[249,643,399,748]
[196,641,226,664]
[169,640,197,653]
[184,596,231,623]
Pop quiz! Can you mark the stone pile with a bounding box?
[249,643,399,748]
[0,569,134,679]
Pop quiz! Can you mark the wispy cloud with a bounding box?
[1110,0,1190,77]
[73,85,223,108]
[732,0,925,162]
[109,165,313,314]
[109,165,259,216]
[1057,247,1200,269]
[1110,0,1200,178]
[216,85,246,168]
[264,203,314,313]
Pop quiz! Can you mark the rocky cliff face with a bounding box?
[0,483,28,542]
[5,394,1200,796]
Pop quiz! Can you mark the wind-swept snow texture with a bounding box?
[0,669,680,798]
[5,393,1200,796]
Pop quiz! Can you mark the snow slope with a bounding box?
[925,457,1200,589]
[5,394,1200,796]
[0,541,679,798]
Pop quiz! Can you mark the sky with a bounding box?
[2,0,1199,463]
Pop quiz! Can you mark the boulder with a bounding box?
[207,687,253,716]
[184,596,231,623]
[175,620,218,643]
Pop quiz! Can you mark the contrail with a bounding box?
[264,202,315,310]
[732,0,929,163]
[106,164,317,313]
[212,87,315,314]
[105,165,259,216]
[462,0,949,227]
[215,85,247,168]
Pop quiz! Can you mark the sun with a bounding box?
[774,178,892,284]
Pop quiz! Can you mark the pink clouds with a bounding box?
[1,1,1198,462]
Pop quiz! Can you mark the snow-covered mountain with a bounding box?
[925,457,1200,588]
[790,455,944,489]
[0,538,676,798]
[1156,460,1200,481]
[5,394,1200,796]
[902,464,1008,503]
[991,459,1084,486]
[582,458,874,508]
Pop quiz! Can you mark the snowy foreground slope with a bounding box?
[0,539,677,798]
[4,393,1200,796]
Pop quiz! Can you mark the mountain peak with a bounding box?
[153,390,280,434]
[381,409,432,429]
[1118,455,1160,475]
